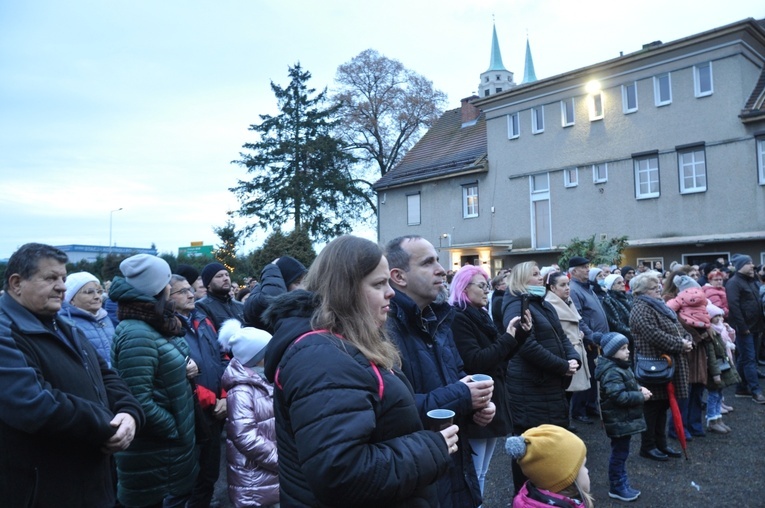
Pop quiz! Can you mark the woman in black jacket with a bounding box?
[501,261,581,494]
[262,235,457,507]
[449,266,529,497]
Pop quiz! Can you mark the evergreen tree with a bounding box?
[213,220,241,274]
[231,63,373,242]
[246,229,316,279]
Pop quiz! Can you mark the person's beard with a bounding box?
[434,284,449,305]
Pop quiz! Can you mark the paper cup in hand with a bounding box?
[426,409,455,431]
[470,374,492,383]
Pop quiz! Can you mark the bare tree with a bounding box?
[334,49,447,178]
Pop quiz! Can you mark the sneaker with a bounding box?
[708,420,729,434]
[719,420,732,432]
[735,389,752,398]
[721,401,734,411]
[609,485,640,502]
[753,393,765,404]
[721,407,730,415]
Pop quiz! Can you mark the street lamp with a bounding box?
[109,208,123,253]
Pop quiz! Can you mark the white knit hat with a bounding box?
[604,274,623,291]
[65,271,100,303]
[218,319,272,367]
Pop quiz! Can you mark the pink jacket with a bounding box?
[702,285,729,317]
[513,482,583,507]
[667,288,710,329]
[222,359,279,508]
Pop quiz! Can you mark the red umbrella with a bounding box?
[664,354,689,460]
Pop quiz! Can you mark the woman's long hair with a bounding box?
[448,265,487,309]
[506,261,538,296]
[303,235,401,370]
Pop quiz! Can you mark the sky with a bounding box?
[1,0,763,260]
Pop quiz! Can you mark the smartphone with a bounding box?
[518,294,530,327]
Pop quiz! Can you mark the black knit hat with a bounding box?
[175,264,199,286]
[201,262,227,288]
[276,256,308,287]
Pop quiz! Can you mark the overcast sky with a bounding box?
[1,0,763,260]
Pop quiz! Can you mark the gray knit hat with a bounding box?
[730,254,752,272]
[120,254,172,297]
[600,332,629,358]
[673,274,700,294]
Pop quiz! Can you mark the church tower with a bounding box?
[478,23,516,98]
[521,36,537,84]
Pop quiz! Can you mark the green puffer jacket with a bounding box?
[595,356,647,439]
[110,277,198,507]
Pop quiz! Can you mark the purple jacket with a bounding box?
[222,358,279,508]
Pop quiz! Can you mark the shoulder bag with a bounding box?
[634,353,675,384]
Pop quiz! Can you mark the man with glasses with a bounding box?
[726,254,765,404]
[169,274,228,507]
[568,256,609,424]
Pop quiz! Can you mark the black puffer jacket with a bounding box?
[595,356,646,438]
[501,293,580,431]
[263,291,450,508]
[451,304,523,438]
[725,272,764,334]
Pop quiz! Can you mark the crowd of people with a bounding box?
[1,239,763,507]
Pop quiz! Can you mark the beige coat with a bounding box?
[546,291,591,392]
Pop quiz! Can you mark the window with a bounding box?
[561,98,575,127]
[694,62,713,97]
[462,184,479,218]
[532,106,545,133]
[592,163,608,183]
[507,112,520,139]
[589,92,604,121]
[757,138,765,185]
[564,168,578,187]
[622,82,638,113]
[677,146,707,194]
[654,73,672,106]
[634,155,660,199]
[407,193,420,225]
[530,173,551,249]
[496,88,503,94]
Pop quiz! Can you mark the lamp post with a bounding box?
[109,208,123,253]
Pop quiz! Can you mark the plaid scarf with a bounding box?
[117,300,184,337]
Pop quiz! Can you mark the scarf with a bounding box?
[637,294,678,322]
[118,300,184,337]
[461,304,499,339]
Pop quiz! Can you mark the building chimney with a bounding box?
[461,95,480,125]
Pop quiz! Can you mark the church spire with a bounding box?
[487,23,506,71]
[478,21,515,98]
[521,35,537,84]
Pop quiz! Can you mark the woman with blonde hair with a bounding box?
[262,235,457,507]
[501,261,581,494]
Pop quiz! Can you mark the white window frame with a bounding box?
[622,82,638,113]
[529,173,552,249]
[654,73,672,106]
[507,112,520,139]
[589,92,604,121]
[757,138,765,185]
[694,62,713,97]
[634,155,660,199]
[531,106,545,134]
[407,193,421,225]
[561,98,575,127]
[462,184,479,218]
[678,147,707,194]
[592,163,608,183]
[564,167,578,188]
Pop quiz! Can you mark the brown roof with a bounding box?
[373,107,487,190]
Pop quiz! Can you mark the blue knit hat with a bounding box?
[600,332,629,358]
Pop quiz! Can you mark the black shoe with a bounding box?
[640,448,668,461]
[659,447,682,458]
[735,389,753,397]
[758,359,765,367]
[572,415,594,424]
[567,424,578,433]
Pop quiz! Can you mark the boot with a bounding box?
[719,418,732,432]
[708,418,729,434]
[721,400,734,412]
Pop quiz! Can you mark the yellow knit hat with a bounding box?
[511,424,587,492]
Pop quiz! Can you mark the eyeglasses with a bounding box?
[170,287,195,296]
[468,282,489,291]
[80,289,104,296]
[647,286,662,292]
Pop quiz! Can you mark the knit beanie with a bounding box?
[600,332,629,358]
[218,319,272,367]
[65,271,100,303]
[730,254,752,272]
[588,268,602,283]
[620,265,634,275]
[505,424,586,493]
[201,262,226,288]
[707,302,724,319]
[119,254,171,297]
[604,274,623,291]
[276,256,308,287]
[175,264,200,286]
[673,274,700,293]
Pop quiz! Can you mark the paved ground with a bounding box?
[212,385,765,507]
